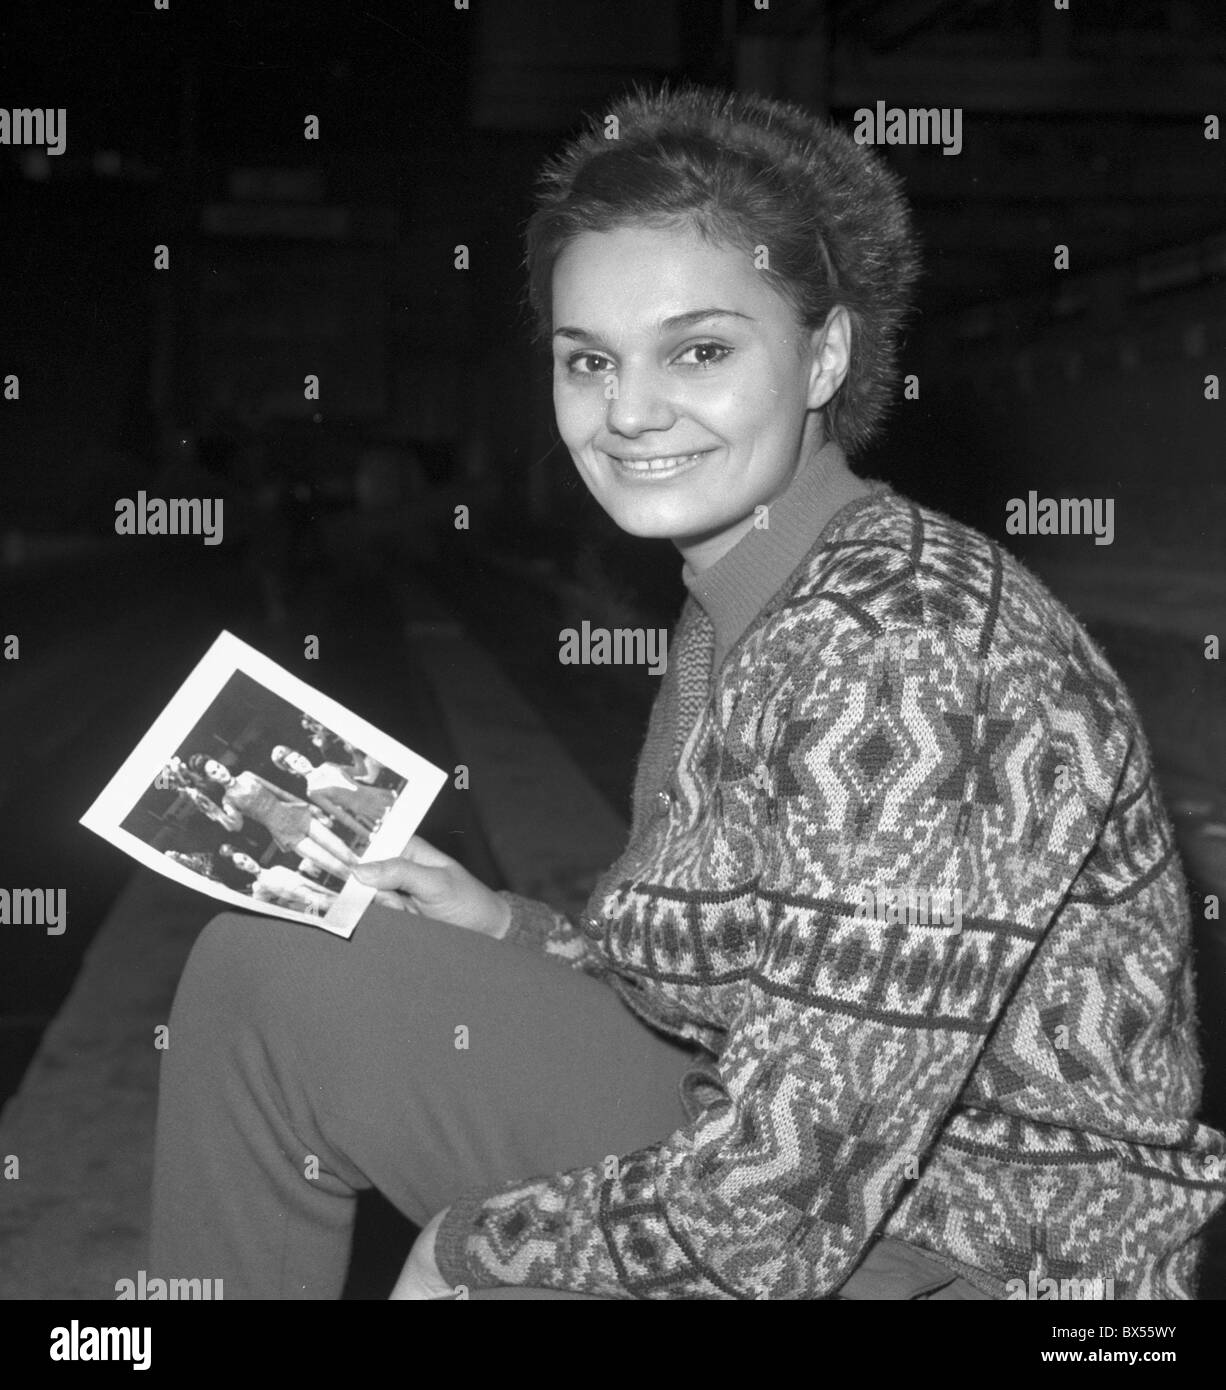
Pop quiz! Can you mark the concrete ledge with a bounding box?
[0,872,213,1300]
[404,620,628,917]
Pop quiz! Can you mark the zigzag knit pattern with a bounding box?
[434,490,1226,1300]
[627,598,716,835]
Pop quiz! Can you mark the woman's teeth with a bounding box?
[613,451,708,473]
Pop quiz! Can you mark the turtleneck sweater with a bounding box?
[627,440,887,841]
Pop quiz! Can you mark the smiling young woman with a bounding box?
[548,224,861,571]
[148,83,1226,1302]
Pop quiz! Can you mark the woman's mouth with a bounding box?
[605,447,716,480]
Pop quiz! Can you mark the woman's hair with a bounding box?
[524,82,921,455]
[187,753,224,785]
[165,755,210,793]
[164,849,217,880]
[270,745,300,775]
[212,843,253,891]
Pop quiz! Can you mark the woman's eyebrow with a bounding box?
[660,308,754,331]
[552,308,754,341]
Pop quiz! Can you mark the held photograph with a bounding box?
[79,631,448,936]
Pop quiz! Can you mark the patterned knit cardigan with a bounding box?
[434,489,1226,1299]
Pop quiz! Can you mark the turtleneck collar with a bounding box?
[681,439,889,670]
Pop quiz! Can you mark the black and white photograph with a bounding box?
[2,0,1226,1362]
[79,631,445,935]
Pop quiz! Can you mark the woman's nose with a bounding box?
[604,363,675,437]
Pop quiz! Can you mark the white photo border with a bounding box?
[79,629,449,938]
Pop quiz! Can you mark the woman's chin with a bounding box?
[601,504,714,542]
[590,484,714,537]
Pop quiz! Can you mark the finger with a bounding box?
[354,858,445,901]
[400,835,457,869]
[351,858,419,890]
[373,889,413,913]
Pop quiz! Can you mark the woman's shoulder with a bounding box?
[778,489,1112,660]
[741,486,1142,741]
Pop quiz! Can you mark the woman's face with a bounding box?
[550,221,847,570]
[278,749,312,776]
[204,759,232,785]
[232,851,260,875]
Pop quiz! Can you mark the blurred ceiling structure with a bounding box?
[470,0,1226,314]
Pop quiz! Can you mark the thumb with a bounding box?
[353,856,445,898]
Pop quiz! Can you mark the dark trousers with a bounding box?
[149,906,991,1299]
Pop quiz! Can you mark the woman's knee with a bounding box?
[174,906,503,1061]
[176,908,424,1034]
[174,911,317,1026]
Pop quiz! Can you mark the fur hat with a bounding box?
[525,81,922,455]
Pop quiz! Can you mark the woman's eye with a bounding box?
[675,342,731,368]
[565,352,612,376]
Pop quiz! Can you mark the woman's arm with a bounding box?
[493,893,609,979]
[430,626,1126,1298]
[189,789,243,832]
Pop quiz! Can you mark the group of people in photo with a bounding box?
[158,717,398,918]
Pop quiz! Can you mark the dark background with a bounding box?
[1,0,1224,1300]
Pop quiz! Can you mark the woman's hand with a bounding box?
[188,790,241,831]
[209,796,244,832]
[353,836,513,939]
[389,1208,456,1300]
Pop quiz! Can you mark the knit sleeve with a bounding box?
[495,890,609,979]
[433,626,1127,1298]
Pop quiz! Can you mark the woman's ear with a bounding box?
[805,306,852,411]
